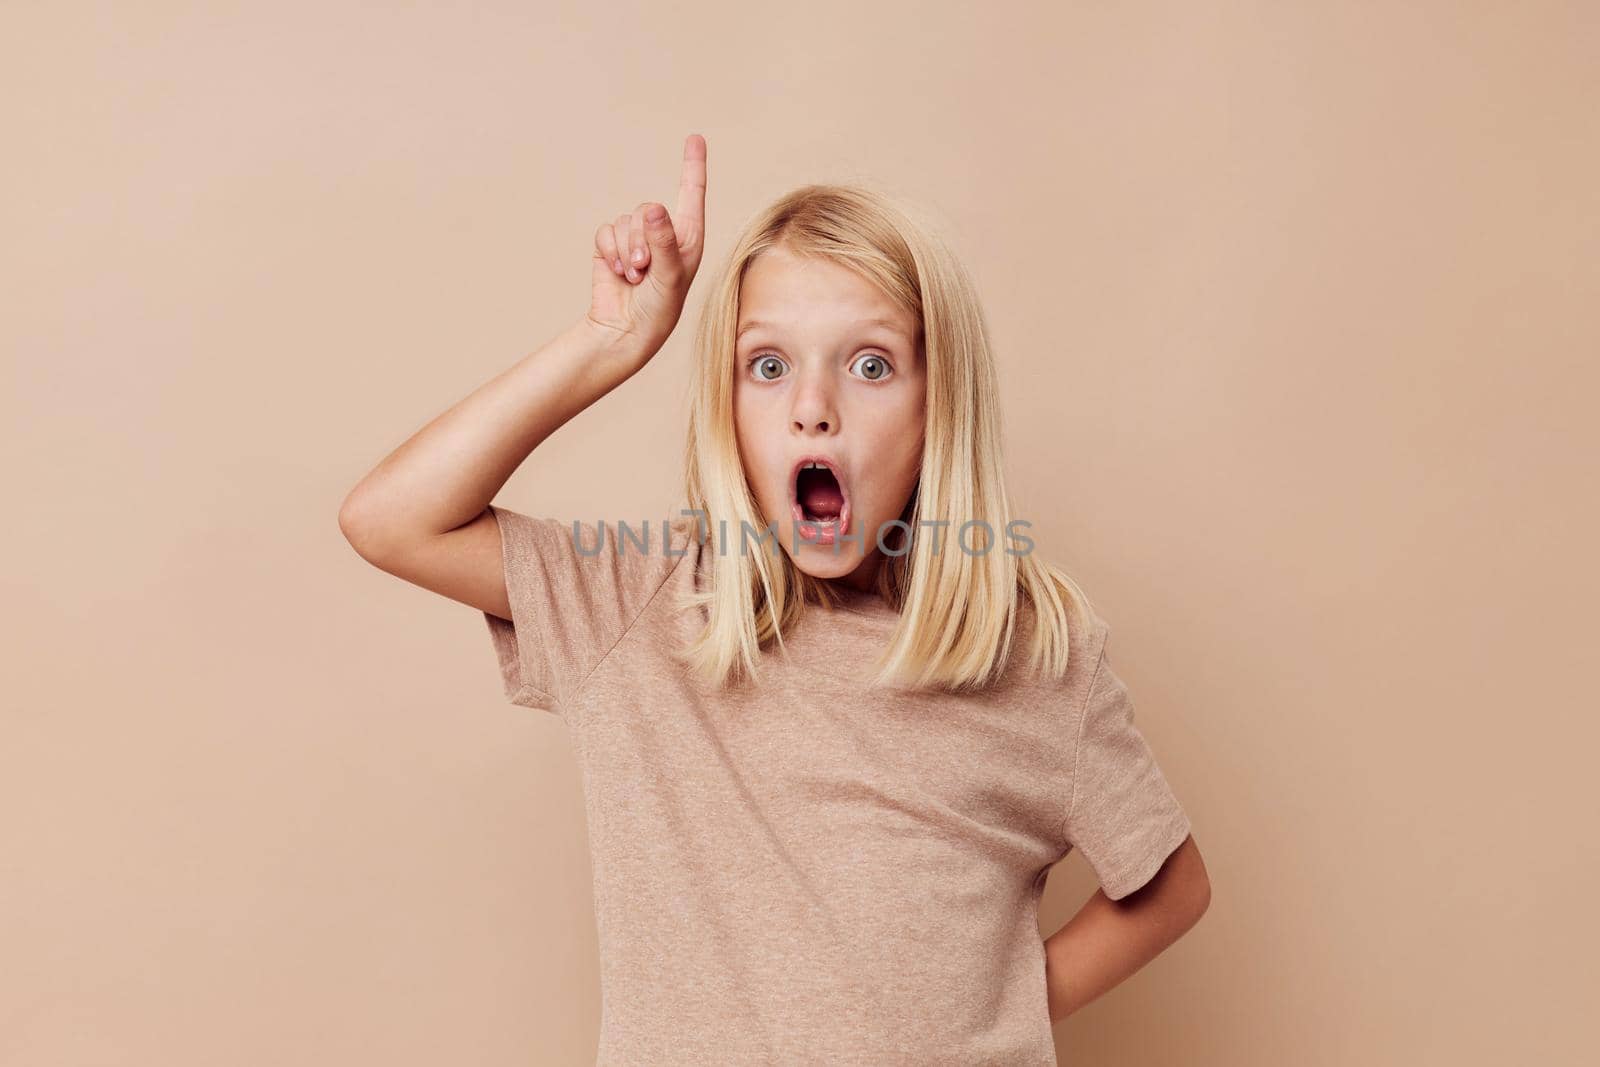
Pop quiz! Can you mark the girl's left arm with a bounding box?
[1042,833,1211,1024]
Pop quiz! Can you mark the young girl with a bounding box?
[340,132,1210,1064]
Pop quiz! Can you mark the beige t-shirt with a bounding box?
[481,505,1192,1065]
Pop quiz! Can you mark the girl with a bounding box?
[340,132,1211,1065]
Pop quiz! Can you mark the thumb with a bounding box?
[642,202,685,285]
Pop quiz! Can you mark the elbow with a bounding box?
[337,489,386,563]
[1189,868,1212,927]
[337,490,364,544]
[1117,835,1211,933]
[1178,841,1212,930]
[337,494,359,543]
[1159,834,1211,931]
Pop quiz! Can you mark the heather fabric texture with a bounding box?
[481,505,1193,1066]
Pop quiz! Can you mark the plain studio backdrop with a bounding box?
[3,3,1595,1064]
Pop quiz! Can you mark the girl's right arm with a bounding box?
[337,133,708,622]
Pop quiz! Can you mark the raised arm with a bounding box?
[337,133,708,620]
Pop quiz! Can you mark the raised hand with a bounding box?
[587,133,708,367]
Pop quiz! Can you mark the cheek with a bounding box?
[732,396,783,503]
[732,378,775,434]
[893,444,924,499]
[860,438,923,513]
[732,389,761,457]
[876,397,925,491]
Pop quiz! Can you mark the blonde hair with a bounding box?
[675,183,1094,694]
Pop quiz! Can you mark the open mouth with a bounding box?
[790,456,851,545]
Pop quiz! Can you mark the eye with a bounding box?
[850,352,893,381]
[748,353,788,381]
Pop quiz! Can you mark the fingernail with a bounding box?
[612,258,623,273]
[627,267,640,282]
[645,205,666,223]
[632,248,645,264]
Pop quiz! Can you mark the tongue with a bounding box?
[799,476,844,521]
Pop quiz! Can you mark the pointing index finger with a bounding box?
[675,133,707,246]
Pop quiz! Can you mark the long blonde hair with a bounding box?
[676,183,1094,693]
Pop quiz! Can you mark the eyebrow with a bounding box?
[735,317,911,341]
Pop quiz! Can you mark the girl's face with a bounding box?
[733,245,926,591]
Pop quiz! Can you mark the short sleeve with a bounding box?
[1061,645,1193,900]
[482,505,686,718]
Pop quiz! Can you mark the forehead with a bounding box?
[736,248,918,342]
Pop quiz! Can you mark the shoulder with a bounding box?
[491,507,700,557]
[489,507,703,609]
[1005,589,1112,698]
[483,508,706,713]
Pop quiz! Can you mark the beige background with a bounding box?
[4,2,1596,1064]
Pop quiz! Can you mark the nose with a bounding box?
[789,367,837,435]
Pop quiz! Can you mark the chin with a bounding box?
[780,522,885,585]
[786,544,865,579]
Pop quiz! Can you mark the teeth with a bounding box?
[802,461,826,470]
